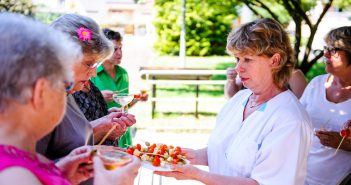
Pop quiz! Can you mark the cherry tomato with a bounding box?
[172,158,180,164]
[127,148,134,155]
[340,129,350,137]
[175,146,182,153]
[152,156,161,166]
[148,147,155,153]
[136,143,141,151]
[158,148,165,155]
[134,94,141,99]
[171,151,180,159]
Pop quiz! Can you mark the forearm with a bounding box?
[194,148,209,166]
[224,81,240,99]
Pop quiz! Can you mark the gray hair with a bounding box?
[0,13,82,111]
[51,14,113,60]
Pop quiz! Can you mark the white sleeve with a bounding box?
[250,120,311,185]
[299,76,318,107]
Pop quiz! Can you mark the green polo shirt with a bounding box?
[91,65,131,147]
[91,65,129,108]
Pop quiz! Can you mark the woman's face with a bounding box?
[106,40,122,65]
[71,54,101,92]
[234,52,276,92]
[324,46,350,75]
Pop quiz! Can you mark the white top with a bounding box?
[300,74,351,185]
[208,89,312,185]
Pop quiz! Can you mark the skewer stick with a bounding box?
[97,125,117,145]
[334,136,346,156]
[114,88,128,94]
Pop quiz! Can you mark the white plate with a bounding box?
[141,160,189,171]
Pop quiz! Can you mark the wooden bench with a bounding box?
[139,67,227,118]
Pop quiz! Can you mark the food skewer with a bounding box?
[97,125,117,145]
[334,128,350,156]
[334,136,345,156]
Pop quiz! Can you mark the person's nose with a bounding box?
[235,60,244,74]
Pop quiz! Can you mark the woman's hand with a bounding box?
[93,155,140,185]
[56,146,94,185]
[224,67,242,99]
[316,130,351,151]
[91,112,136,143]
[182,148,208,166]
[101,90,114,102]
[154,164,205,181]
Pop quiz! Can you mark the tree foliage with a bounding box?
[0,0,35,16]
[154,0,239,56]
[239,0,351,74]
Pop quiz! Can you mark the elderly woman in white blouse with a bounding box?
[156,18,312,185]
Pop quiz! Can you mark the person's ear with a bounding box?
[271,53,281,67]
[31,78,47,109]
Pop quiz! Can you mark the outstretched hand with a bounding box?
[154,164,203,181]
[56,146,94,185]
[93,155,140,185]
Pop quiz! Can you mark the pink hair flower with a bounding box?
[77,27,92,41]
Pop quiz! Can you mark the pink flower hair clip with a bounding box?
[77,27,92,41]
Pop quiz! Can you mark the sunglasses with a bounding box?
[324,46,342,56]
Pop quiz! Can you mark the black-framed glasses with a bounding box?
[324,46,342,56]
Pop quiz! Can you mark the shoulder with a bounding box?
[308,74,328,86]
[0,167,42,185]
[272,91,311,125]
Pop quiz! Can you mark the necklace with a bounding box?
[248,95,264,108]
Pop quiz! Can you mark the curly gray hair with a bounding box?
[0,13,82,112]
[51,14,113,60]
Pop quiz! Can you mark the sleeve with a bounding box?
[250,120,312,185]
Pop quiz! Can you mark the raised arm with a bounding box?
[224,67,242,99]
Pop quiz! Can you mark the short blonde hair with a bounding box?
[226,18,295,89]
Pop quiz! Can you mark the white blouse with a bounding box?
[208,89,312,185]
[301,74,351,185]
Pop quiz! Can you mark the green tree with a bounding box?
[154,0,239,56]
[239,0,351,74]
[0,0,35,16]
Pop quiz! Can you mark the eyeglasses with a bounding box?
[83,61,103,69]
[64,81,74,92]
[324,46,342,56]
